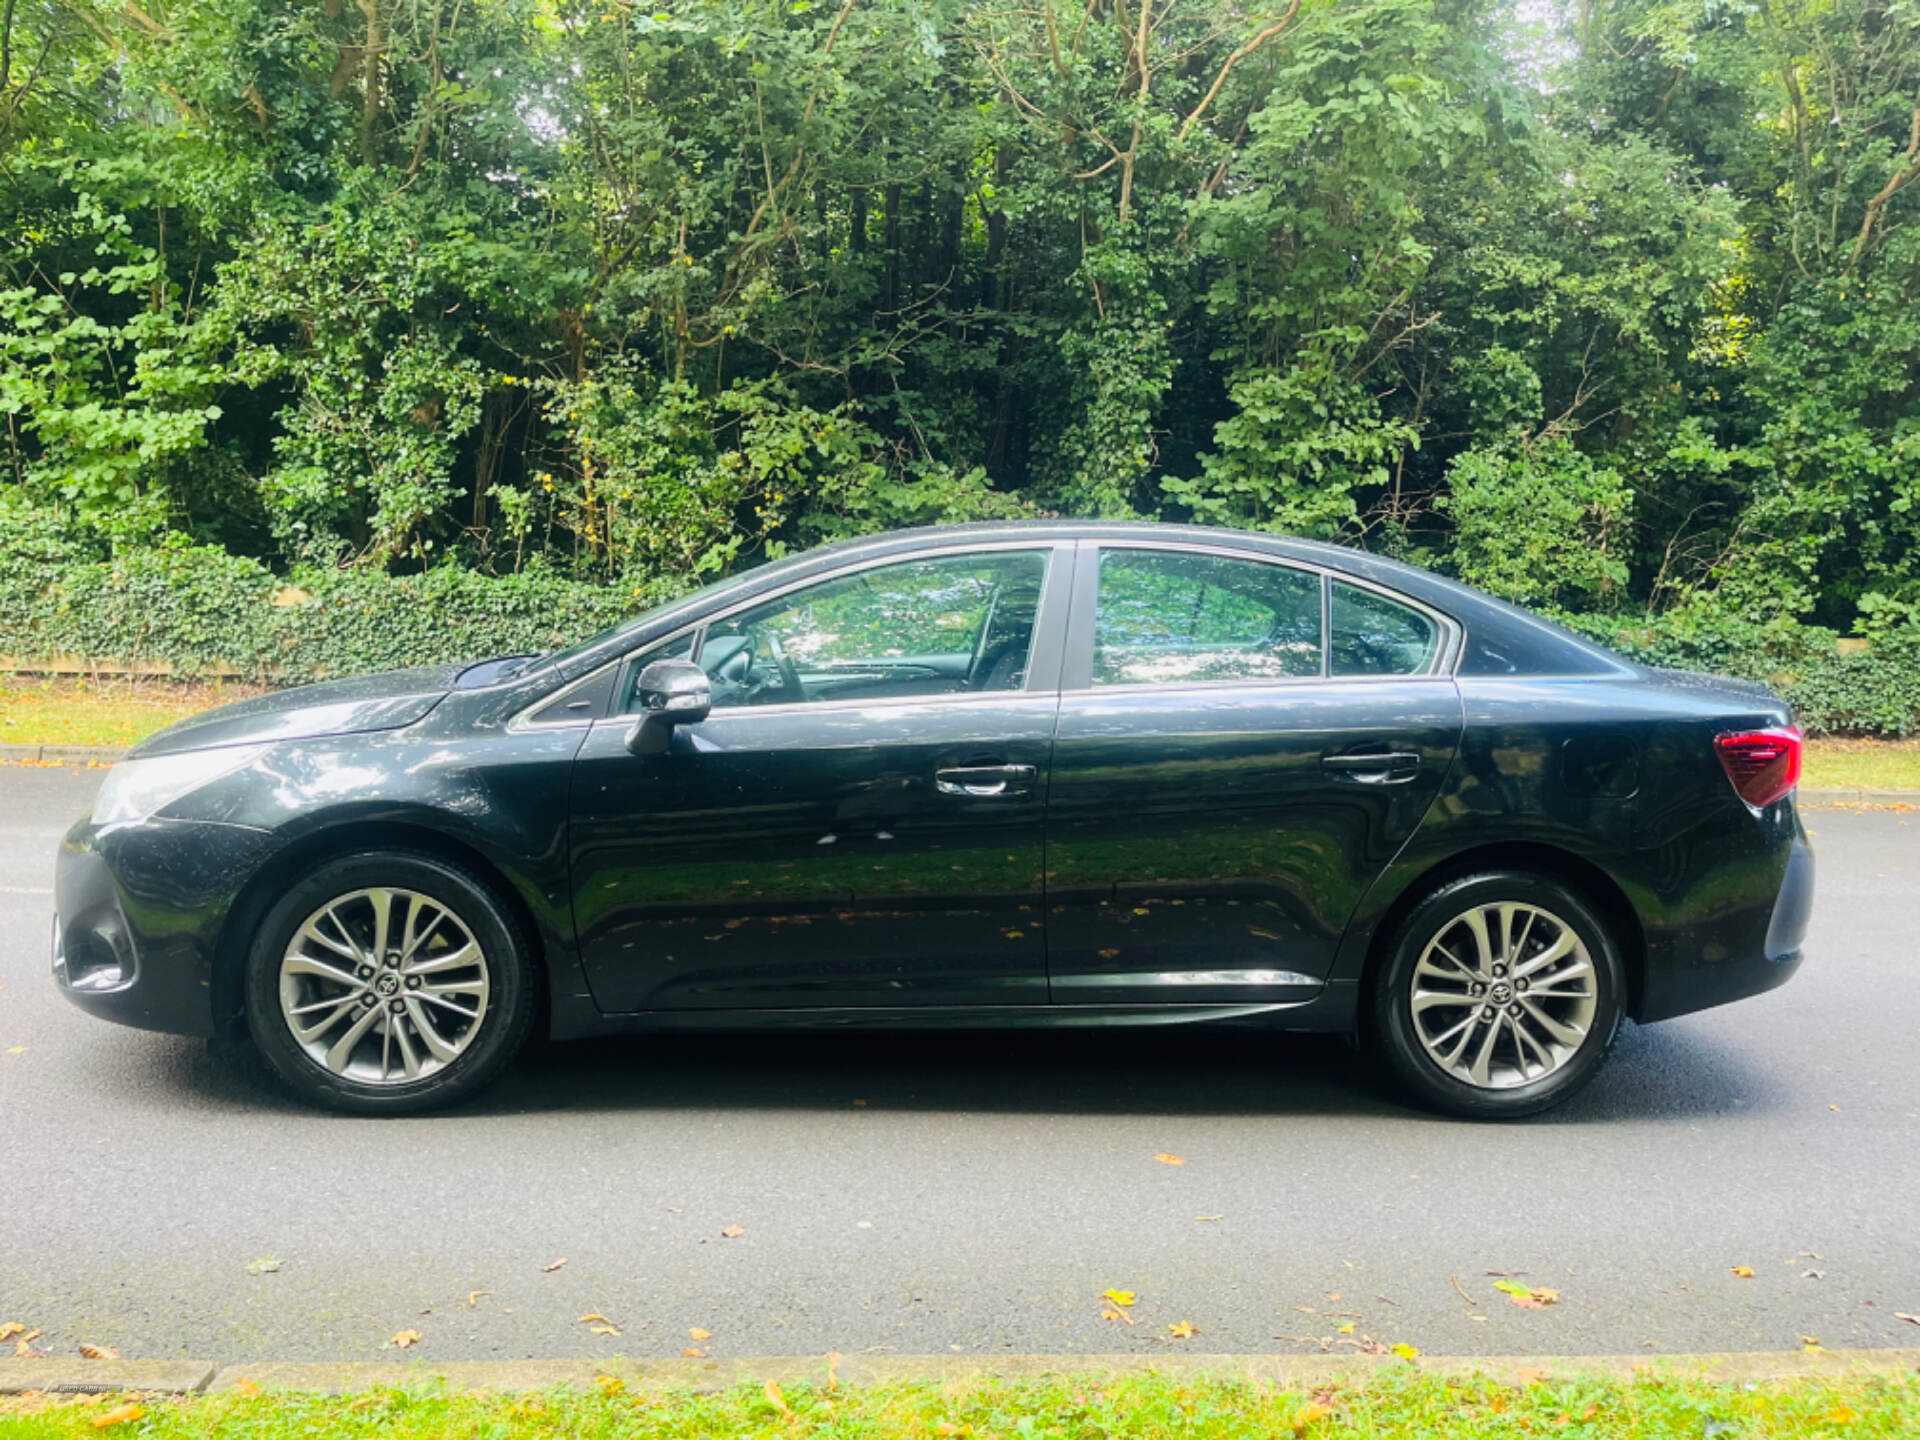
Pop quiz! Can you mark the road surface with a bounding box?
[2,761,1914,1363]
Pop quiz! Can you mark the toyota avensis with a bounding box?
[53,522,1813,1117]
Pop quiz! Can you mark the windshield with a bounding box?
[513,567,771,679]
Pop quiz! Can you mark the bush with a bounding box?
[6,527,1918,737]
[1559,610,1920,738]
[0,541,647,684]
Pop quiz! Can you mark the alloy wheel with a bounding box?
[276,887,491,1085]
[1408,901,1598,1090]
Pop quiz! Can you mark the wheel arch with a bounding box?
[1353,841,1647,1030]
[210,819,550,1042]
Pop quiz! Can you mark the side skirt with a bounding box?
[548,982,1360,1041]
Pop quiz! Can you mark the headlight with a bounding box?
[91,744,273,828]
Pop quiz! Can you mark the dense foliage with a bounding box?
[2,0,1918,703]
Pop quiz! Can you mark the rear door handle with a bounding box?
[935,764,1037,798]
[1321,750,1423,784]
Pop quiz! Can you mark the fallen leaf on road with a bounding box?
[1731,1266,1755,1278]
[542,1258,567,1272]
[1101,1306,1134,1325]
[578,1313,617,1327]
[1153,1153,1185,1166]
[1325,1292,1340,1302]
[6,1047,26,1055]
[1167,1321,1198,1339]
[682,1346,707,1357]
[466,1291,494,1307]
[0,1324,24,1342]
[1101,1288,1136,1308]
[1336,1322,1355,1335]
[1802,1335,1823,1352]
[721,1226,746,1239]
[690,1327,712,1340]
[1494,1280,1559,1308]
[15,1330,45,1356]
[1895,1313,1920,1326]
[1195,1215,1223,1222]
[78,1344,120,1360]
[246,1257,282,1275]
[588,1325,620,1336]
[88,1404,144,1428]
[1392,1342,1420,1361]
[386,1330,421,1349]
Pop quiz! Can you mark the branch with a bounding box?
[1178,0,1300,142]
[1846,82,1920,276]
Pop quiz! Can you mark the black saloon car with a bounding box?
[53,523,1813,1116]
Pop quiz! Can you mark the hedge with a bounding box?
[3,539,1917,736]
[0,543,645,685]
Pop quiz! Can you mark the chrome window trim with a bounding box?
[1075,536,1462,688]
[582,687,1070,728]
[508,539,1070,731]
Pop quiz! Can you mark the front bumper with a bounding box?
[54,815,278,1038]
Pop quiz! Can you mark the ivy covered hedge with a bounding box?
[0,540,641,685]
[1559,613,1920,739]
[5,530,1917,736]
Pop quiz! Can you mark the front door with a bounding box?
[569,543,1072,1012]
[1044,543,1464,1006]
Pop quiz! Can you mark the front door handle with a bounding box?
[1321,750,1423,784]
[935,764,1037,798]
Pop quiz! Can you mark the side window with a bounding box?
[697,550,1051,709]
[1329,581,1440,676]
[1093,549,1322,686]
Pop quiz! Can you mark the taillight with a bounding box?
[1714,727,1802,809]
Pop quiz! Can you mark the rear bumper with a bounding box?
[1635,829,1813,1024]
[53,816,276,1038]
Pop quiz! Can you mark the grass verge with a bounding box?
[0,677,266,750]
[1800,737,1920,792]
[2,1371,1917,1439]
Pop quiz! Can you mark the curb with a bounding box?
[5,1350,1918,1397]
[1799,785,1919,807]
[0,743,125,765]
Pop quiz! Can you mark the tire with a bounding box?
[244,850,536,1115]
[1369,870,1626,1119]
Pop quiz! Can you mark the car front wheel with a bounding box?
[1370,871,1626,1119]
[245,850,535,1114]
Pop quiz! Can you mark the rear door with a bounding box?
[567,541,1074,1012]
[1043,541,1464,1006]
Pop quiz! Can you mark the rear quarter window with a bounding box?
[1329,582,1440,676]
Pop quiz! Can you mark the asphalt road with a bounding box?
[2,761,1916,1365]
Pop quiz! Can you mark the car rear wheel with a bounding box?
[245,851,535,1114]
[1370,871,1625,1119]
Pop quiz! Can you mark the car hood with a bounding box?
[129,664,465,759]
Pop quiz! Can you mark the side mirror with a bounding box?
[624,659,711,755]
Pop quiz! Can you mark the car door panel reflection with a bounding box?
[569,696,1057,1011]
